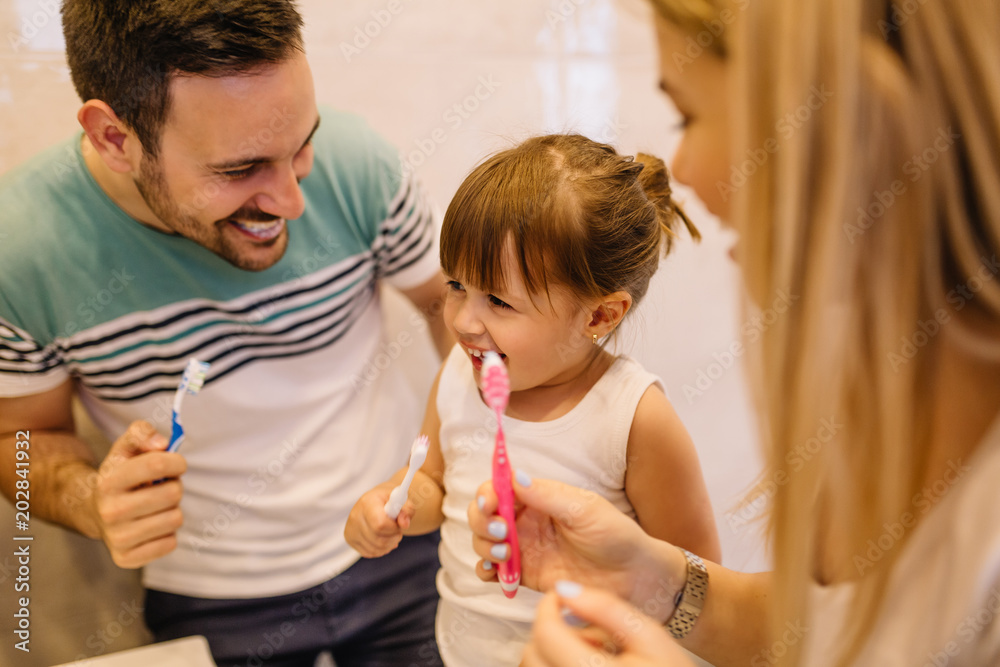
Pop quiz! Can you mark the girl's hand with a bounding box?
[522,583,694,667]
[467,474,686,615]
[344,484,414,558]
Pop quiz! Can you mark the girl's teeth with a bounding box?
[468,348,505,359]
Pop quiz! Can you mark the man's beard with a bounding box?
[133,156,288,272]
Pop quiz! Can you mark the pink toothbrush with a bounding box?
[481,351,520,598]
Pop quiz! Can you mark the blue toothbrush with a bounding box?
[167,359,211,453]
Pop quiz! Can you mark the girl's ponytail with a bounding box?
[635,153,701,253]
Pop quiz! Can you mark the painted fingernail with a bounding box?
[515,469,532,487]
[477,495,486,511]
[562,610,589,628]
[490,544,508,560]
[488,521,507,540]
[555,580,583,598]
[482,560,493,571]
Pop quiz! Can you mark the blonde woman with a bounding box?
[469,0,1000,665]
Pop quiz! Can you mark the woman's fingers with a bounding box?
[525,583,694,666]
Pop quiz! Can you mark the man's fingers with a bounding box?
[105,507,184,561]
[98,421,184,490]
[101,451,187,491]
[111,533,180,569]
[113,421,167,458]
[97,478,184,526]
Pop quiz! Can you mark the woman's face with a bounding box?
[654,13,732,222]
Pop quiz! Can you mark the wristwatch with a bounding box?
[665,548,708,639]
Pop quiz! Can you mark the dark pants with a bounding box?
[145,533,443,667]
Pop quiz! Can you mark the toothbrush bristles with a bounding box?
[480,352,509,412]
[181,359,211,395]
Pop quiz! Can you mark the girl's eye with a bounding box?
[488,295,512,310]
[446,280,465,292]
[221,165,258,180]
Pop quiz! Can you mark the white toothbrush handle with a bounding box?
[384,456,422,519]
[384,463,420,518]
[172,383,186,413]
[384,485,408,520]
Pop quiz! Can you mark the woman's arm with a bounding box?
[468,476,773,666]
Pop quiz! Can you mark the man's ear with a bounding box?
[585,290,633,340]
[78,100,140,174]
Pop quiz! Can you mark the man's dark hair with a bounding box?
[62,0,304,156]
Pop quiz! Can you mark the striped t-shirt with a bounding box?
[0,108,440,597]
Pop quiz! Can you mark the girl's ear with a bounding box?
[585,291,633,340]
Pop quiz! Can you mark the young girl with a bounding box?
[345,134,719,666]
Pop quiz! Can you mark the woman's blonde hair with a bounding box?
[653,0,1000,662]
[726,0,1000,664]
[648,0,735,56]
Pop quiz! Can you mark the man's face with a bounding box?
[134,51,319,271]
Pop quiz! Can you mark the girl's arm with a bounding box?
[625,385,721,563]
[400,366,447,535]
[345,367,447,556]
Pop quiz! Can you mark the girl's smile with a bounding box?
[443,247,610,421]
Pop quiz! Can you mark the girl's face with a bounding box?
[654,13,732,222]
[443,247,595,394]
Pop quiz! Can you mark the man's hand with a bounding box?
[92,421,186,568]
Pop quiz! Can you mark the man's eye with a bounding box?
[221,165,258,180]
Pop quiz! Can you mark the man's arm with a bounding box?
[0,379,187,567]
[0,380,100,537]
[400,270,455,360]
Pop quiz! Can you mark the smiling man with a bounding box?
[0,1,449,665]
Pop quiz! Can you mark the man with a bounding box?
[0,1,449,665]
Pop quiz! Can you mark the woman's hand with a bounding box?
[468,474,686,615]
[522,582,695,666]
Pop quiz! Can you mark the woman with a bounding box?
[469,0,1000,664]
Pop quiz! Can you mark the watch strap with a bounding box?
[665,547,708,639]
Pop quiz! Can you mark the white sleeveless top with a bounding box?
[434,344,662,630]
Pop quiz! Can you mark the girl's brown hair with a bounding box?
[441,134,698,314]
